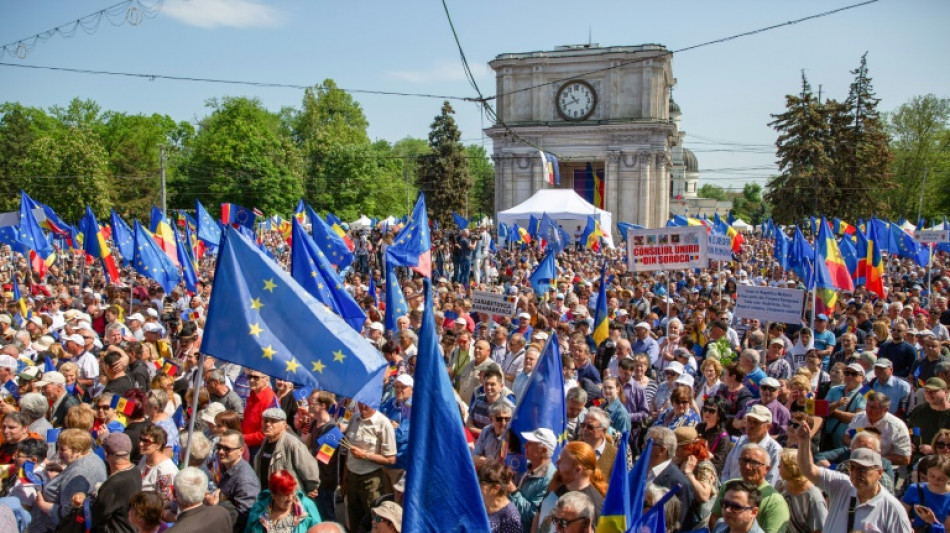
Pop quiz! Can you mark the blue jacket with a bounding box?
[245,490,321,533]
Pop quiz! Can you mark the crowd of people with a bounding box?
[0,215,949,533]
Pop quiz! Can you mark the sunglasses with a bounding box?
[843,371,861,377]
[246,375,264,381]
[934,442,950,450]
[139,438,154,445]
[493,416,511,422]
[551,516,587,529]
[96,405,112,410]
[721,499,755,512]
[215,444,240,453]
[702,406,718,414]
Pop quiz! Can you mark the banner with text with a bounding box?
[734,285,805,324]
[627,226,708,272]
[915,229,950,244]
[708,234,733,262]
[471,290,519,317]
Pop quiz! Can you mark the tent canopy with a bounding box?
[349,215,372,230]
[497,189,614,247]
[731,218,752,232]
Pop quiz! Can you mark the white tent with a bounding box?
[496,189,614,248]
[349,215,372,230]
[731,219,752,233]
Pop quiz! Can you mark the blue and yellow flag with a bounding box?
[201,226,387,406]
[306,205,354,271]
[80,207,121,284]
[529,250,557,296]
[290,218,366,333]
[403,279,491,532]
[132,220,181,295]
[592,261,609,347]
[597,431,632,533]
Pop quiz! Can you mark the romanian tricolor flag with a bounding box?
[817,216,854,292]
[714,213,745,252]
[110,395,136,416]
[12,276,28,318]
[863,219,886,299]
[592,262,609,346]
[326,213,355,251]
[80,207,120,284]
[581,215,604,251]
[516,224,532,245]
[150,207,180,267]
[589,162,605,209]
[834,217,857,237]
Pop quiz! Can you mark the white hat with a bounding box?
[145,308,159,318]
[34,335,56,351]
[759,377,781,389]
[518,312,531,320]
[368,322,385,332]
[520,428,557,452]
[744,404,773,423]
[394,374,414,388]
[142,323,162,334]
[35,370,66,387]
[63,333,85,345]
[634,321,652,331]
[615,309,628,317]
[0,354,18,371]
[28,316,43,327]
[200,403,226,425]
[664,361,685,375]
[127,313,144,323]
[533,331,549,341]
[675,374,695,388]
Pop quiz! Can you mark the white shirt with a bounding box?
[846,412,911,459]
[647,459,672,485]
[817,467,912,533]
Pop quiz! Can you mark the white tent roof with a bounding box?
[731,218,752,231]
[497,189,614,248]
[349,215,372,230]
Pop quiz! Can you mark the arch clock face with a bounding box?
[556,80,596,121]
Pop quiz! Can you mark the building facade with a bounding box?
[485,44,688,229]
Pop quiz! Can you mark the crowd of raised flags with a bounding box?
[1,188,950,532]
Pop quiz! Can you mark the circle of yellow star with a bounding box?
[250,297,264,311]
[249,323,263,337]
[263,278,277,292]
[333,350,346,363]
[285,358,300,373]
[261,345,276,360]
[312,360,326,373]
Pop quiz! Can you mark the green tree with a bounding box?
[886,95,950,219]
[174,97,303,214]
[731,183,769,225]
[466,144,494,218]
[766,73,834,224]
[417,101,471,228]
[697,183,727,201]
[370,139,417,218]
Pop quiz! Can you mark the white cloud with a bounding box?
[163,0,281,29]
[386,60,492,84]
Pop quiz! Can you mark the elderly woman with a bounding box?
[36,429,107,527]
[92,392,126,438]
[137,423,178,496]
[145,389,180,460]
[654,385,700,430]
[778,449,828,533]
[715,363,753,432]
[478,460,522,533]
[246,470,321,533]
[695,358,724,412]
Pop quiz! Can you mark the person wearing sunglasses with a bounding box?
[711,480,763,533]
[240,370,277,456]
[822,362,867,450]
[547,490,596,533]
[207,429,259,533]
[370,500,402,533]
[473,401,513,469]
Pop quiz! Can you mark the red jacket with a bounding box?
[242,386,277,447]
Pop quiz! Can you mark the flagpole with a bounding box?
[181,352,206,468]
[927,242,934,308]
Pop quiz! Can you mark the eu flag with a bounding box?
[201,226,387,407]
[540,213,566,254]
[290,218,366,333]
[13,191,54,261]
[529,250,557,296]
[386,193,432,278]
[772,225,791,271]
[175,226,199,294]
[367,274,378,307]
[195,200,222,246]
[788,227,815,289]
[132,221,181,295]
[220,203,256,229]
[384,257,409,332]
[509,333,568,457]
[453,212,469,230]
[110,209,135,265]
[403,279,491,532]
[306,205,354,270]
[616,222,644,243]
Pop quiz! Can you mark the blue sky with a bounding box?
[1,0,947,190]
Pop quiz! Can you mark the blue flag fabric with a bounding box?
[498,223,509,241]
[368,274,378,307]
[290,218,366,333]
[616,222,645,242]
[870,218,897,254]
[838,235,858,280]
[529,251,557,296]
[384,258,409,332]
[386,194,432,275]
[626,483,681,533]
[132,221,181,294]
[403,279,491,532]
[788,227,815,289]
[510,334,568,457]
[306,205,354,270]
[195,200,222,246]
[539,213,564,254]
[201,226,387,406]
[598,431,631,531]
[890,222,929,266]
[110,209,135,264]
[627,439,654,526]
[453,212,469,230]
[528,215,540,239]
[13,191,54,260]
[772,225,790,271]
[175,226,199,294]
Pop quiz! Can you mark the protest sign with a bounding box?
[708,233,733,262]
[915,229,949,244]
[627,226,708,272]
[734,285,805,324]
[471,290,518,317]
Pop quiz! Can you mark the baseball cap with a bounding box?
[127,313,144,323]
[744,404,773,423]
[394,374,414,388]
[675,374,695,388]
[63,334,85,345]
[0,355,18,371]
[368,322,385,332]
[372,501,403,532]
[924,378,948,391]
[35,371,66,387]
[847,448,883,469]
[142,323,162,334]
[101,433,133,456]
[145,308,159,318]
[18,366,42,382]
[518,312,531,320]
[201,403,227,425]
[664,361,685,375]
[816,313,829,321]
[873,358,893,369]
[846,362,865,374]
[614,309,627,317]
[520,428,557,452]
[634,321,652,331]
[759,377,780,389]
[262,407,286,421]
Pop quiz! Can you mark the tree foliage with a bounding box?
[886,94,950,220]
[416,101,471,228]
[731,183,769,225]
[697,184,727,201]
[466,144,494,218]
[766,57,893,224]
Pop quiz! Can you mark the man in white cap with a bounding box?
[869,357,910,415]
[36,371,78,428]
[127,313,145,341]
[630,321,659,368]
[794,420,911,533]
[62,332,98,392]
[735,377,789,437]
[365,322,385,350]
[720,404,783,485]
[511,428,557,531]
